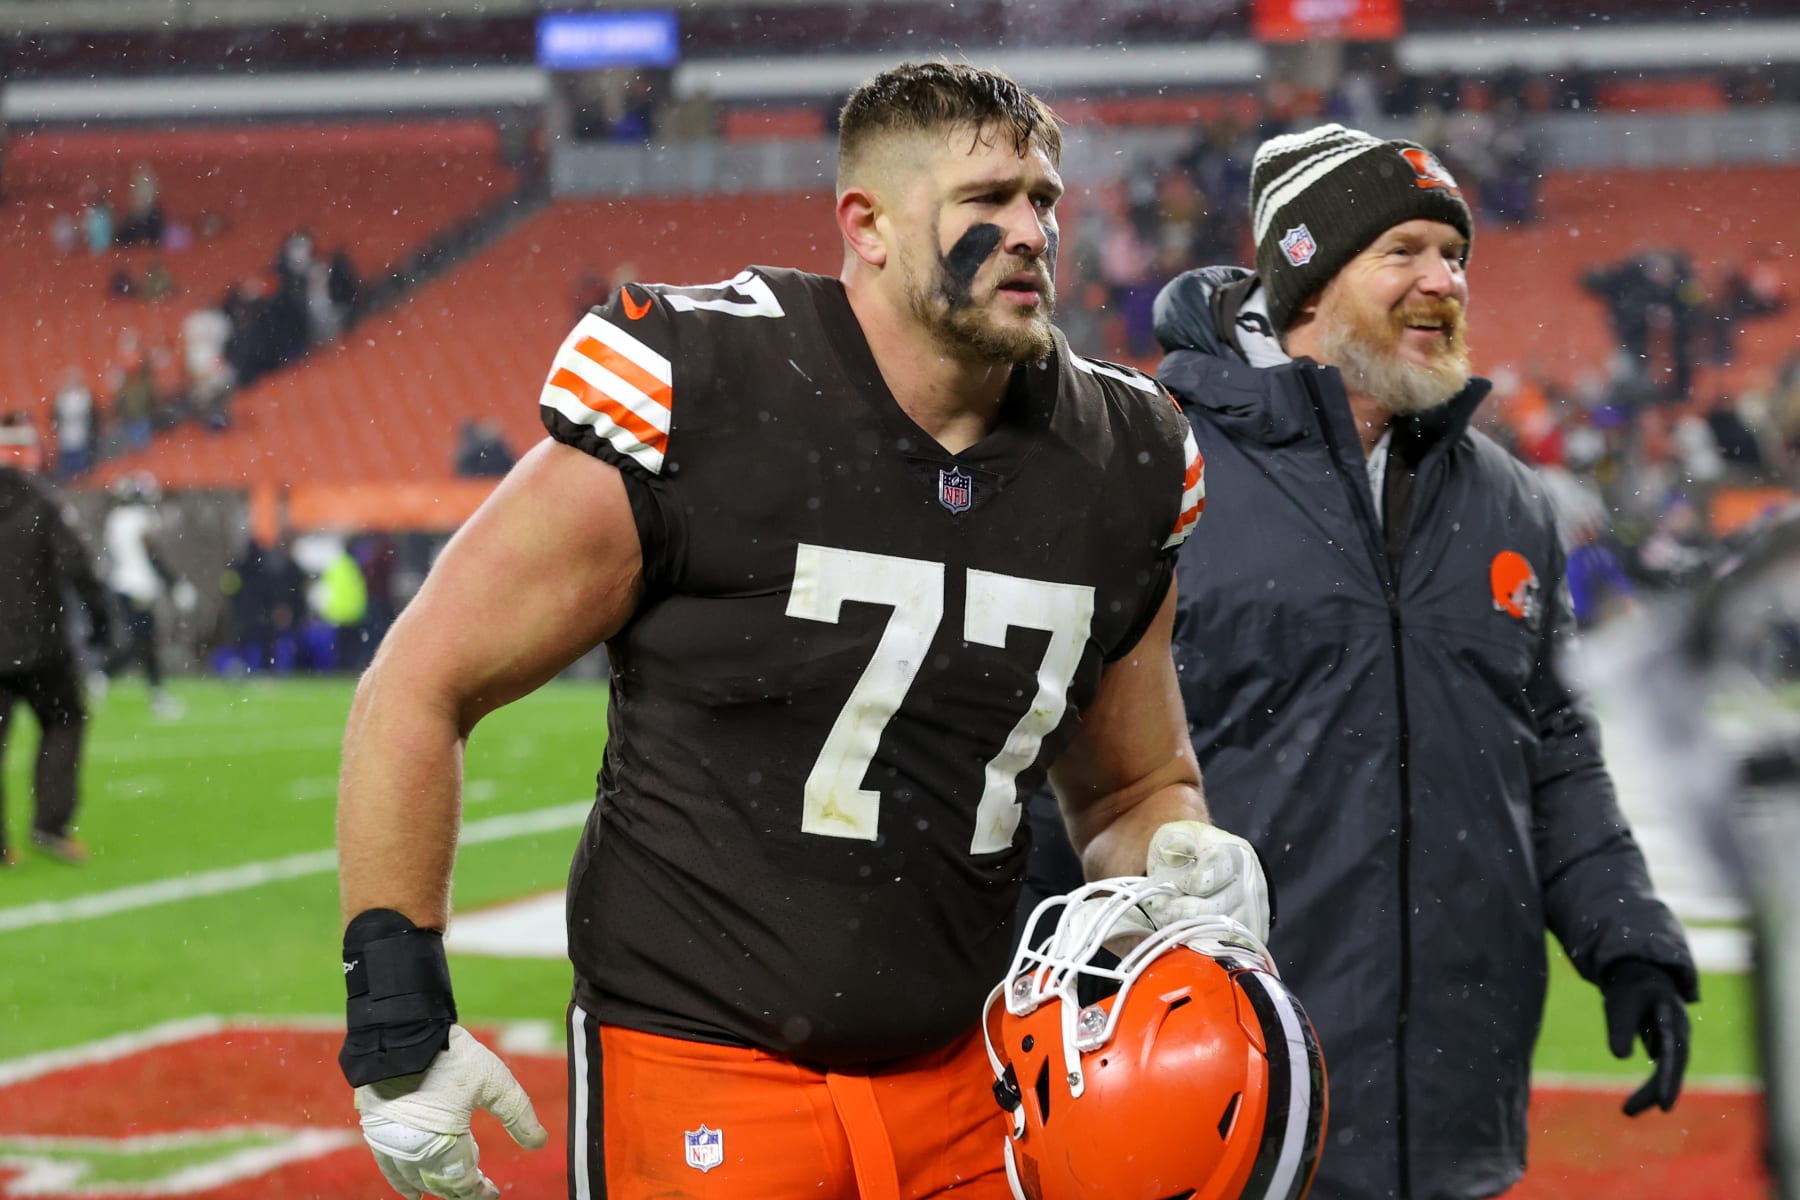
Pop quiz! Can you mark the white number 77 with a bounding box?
[785,544,1095,854]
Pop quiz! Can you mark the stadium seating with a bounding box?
[74,162,1797,514]
[0,118,516,446]
[1469,165,1799,396]
[85,193,838,509]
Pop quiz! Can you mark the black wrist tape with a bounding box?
[339,908,458,1087]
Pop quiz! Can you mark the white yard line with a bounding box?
[0,1016,561,1083]
[0,801,592,935]
[86,729,344,763]
[0,1016,226,1087]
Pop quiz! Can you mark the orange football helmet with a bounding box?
[984,877,1327,1200]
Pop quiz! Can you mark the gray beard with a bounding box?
[1315,315,1470,416]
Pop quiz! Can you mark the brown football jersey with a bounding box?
[538,266,1202,1066]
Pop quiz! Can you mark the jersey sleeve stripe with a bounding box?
[1162,426,1206,549]
[547,363,669,453]
[572,336,674,414]
[537,312,674,474]
[572,311,672,385]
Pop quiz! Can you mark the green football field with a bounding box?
[0,674,1761,1083]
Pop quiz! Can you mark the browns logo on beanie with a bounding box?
[1250,123,1474,332]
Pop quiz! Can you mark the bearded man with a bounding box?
[1141,125,1698,1199]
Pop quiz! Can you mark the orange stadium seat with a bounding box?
[0,118,515,452]
[722,106,828,142]
[1595,77,1730,113]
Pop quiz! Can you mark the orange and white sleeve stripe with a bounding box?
[1162,423,1205,549]
[539,311,673,474]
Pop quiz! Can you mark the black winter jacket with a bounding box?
[0,466,110,672]
[1156,268,1696,1200]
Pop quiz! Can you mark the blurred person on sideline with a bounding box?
[94,472,193,719]
[334,61,1269,1200]
[451,418,516,477]
[1030,123,1697,1200]
[52,367,95,478]
[0,425,112,865]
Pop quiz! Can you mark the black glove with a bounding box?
[1600,958,1690,1116]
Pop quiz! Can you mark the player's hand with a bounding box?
[354,1025,548,1200]
[1601,959,1690,1116]
[171,579,199,614]
[1139,820,1271,944]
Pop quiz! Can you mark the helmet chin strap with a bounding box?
[1003,1135,1031,1200]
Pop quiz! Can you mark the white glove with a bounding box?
[1138,819,1271,944]
[354,1025,548,1200]
[171,579,199,614]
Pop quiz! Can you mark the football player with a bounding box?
[336,61,1266,1200]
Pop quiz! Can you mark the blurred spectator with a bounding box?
[1634,490,1715,589]
[1478,103,1543,224]
[81,186,113,255]
[1705,246,1789,365]
[1094,181,1160,358]
[1582,248,1702,402]
[51,369,95,479]
[148,341,186,430]
[305,260,341,346]
[218,534,275,673]
[350,533,400,668]
[114,161,165,247]
[218,534,308,674]
[278,228,315,285]
[94,472,192,720]
[1701,393,1768,473]
[454,419,517,477]
[327,246,362,329]
[49,210,77,256]
[139,256,177,302]
[0,432,112,867]
[313,543,369,672]
[182,302,235,430]
[1539,462,1636,629]
[613,73,660,142]
[109,330,156,452]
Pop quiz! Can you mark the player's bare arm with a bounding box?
[1047,583,1205,880]
[1049,582,1271,942]
[337,437,644,928]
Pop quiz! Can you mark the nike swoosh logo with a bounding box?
[620,285,651,321]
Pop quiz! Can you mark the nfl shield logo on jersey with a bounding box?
[1280,224,1317,266]
[684,1124,724,1173]
[939,467,974,513]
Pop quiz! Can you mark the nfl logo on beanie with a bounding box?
[1250,123,1474,332]
[1279,225,1317,266]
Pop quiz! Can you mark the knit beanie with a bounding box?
[1250,123,1474,332]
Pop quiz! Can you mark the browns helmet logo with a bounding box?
[1401,147,1462,198]
[1490,550,1539,621]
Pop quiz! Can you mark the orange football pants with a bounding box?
[566,1004,1013,1200]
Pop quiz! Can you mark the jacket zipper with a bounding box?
[1303,367,1416,1198]
[1387,585,1413,1200]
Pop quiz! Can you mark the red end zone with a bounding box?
[0,1025,567,1199]
[0,1024,1771,1198]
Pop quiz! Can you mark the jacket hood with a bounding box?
[1151,265,1254,363]
[1154,265,1315,447]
